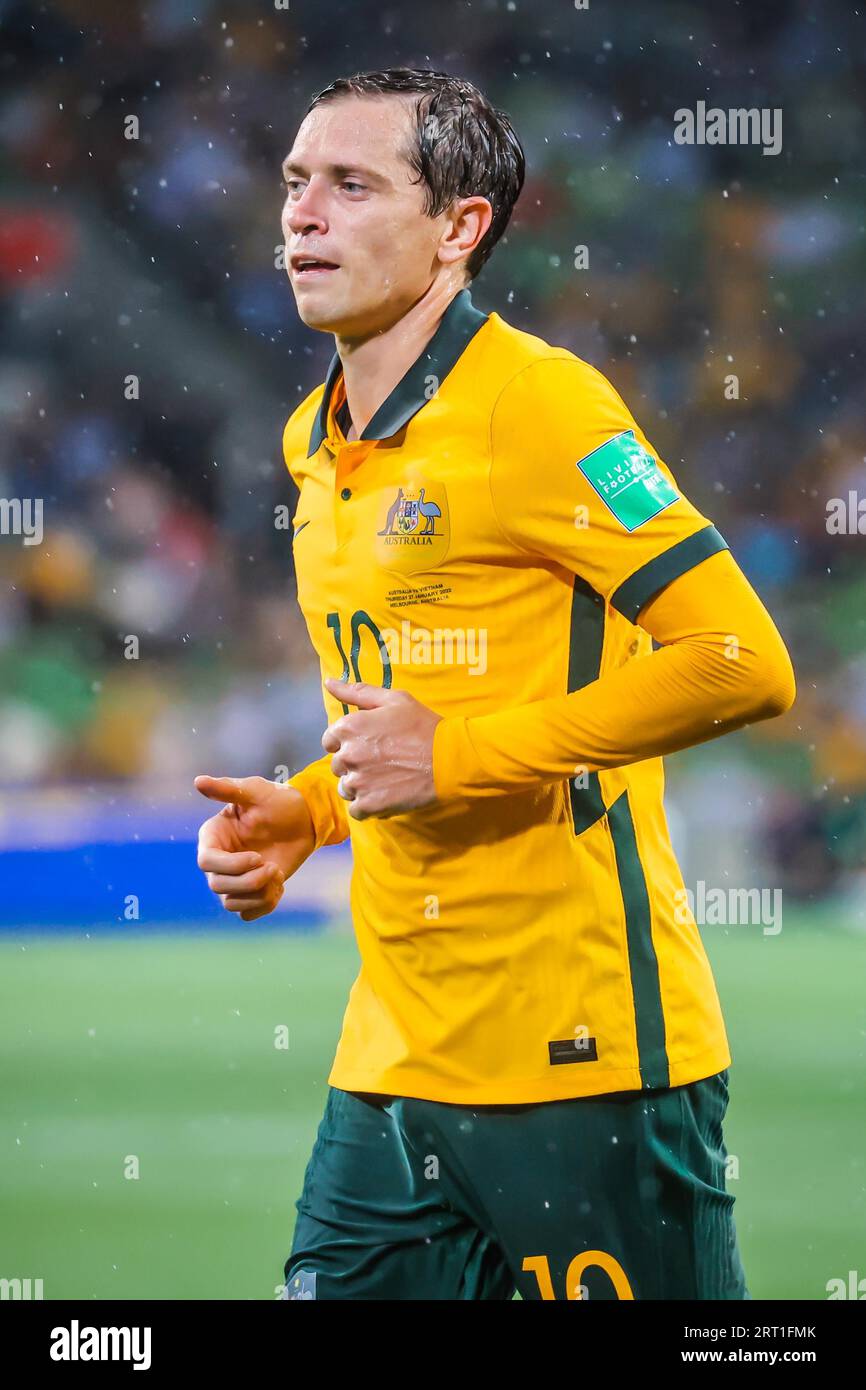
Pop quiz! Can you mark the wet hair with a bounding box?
[305,67,525,277]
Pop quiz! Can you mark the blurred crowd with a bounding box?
[1,0,864,897]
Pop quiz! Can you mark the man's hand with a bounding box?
[322,678,442,819]
[194,775,316,922]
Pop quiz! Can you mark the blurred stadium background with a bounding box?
[1,0,864,1299]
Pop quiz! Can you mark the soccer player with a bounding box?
[195,68,796,1301]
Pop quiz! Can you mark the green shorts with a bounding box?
[283,1069,748,1300]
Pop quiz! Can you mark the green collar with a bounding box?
[306,287,489,458]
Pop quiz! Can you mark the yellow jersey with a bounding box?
[283,287,741,1104]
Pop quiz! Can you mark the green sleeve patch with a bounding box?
[576,430,679,531]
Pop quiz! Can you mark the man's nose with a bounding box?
[284,183,327,236]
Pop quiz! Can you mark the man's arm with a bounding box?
[433,354,795,797]
[286,751,352,847]
[194,755,349,921]
[431,546,795,798]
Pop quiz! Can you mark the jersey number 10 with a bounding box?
[327,609,392,712]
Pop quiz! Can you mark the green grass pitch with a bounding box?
[0,912,863,1299]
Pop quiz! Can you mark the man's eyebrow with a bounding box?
[281,158,389,185]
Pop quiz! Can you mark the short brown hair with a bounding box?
[306,68,525,278]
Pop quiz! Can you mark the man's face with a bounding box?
[281,95,453,338]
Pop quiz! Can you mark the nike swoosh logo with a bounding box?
[292,520,311,539]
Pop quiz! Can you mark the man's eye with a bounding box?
[285,180,304,195]
[342,181,366,193]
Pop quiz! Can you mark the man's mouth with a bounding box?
[291,254,340,279]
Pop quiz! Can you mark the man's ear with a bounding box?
[438,195,493,271]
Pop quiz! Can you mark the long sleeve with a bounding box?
[430,354,796,800]
[432,547,796,797]
[287,752,351,848]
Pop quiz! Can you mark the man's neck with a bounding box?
[336,278,465,442]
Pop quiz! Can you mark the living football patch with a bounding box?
[576,429,679,531]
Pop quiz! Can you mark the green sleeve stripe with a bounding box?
[566,575,608,836]
[610,524,729,623]
[607,790,670,1089]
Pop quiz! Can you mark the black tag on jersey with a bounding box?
[548,1037,598,1065]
